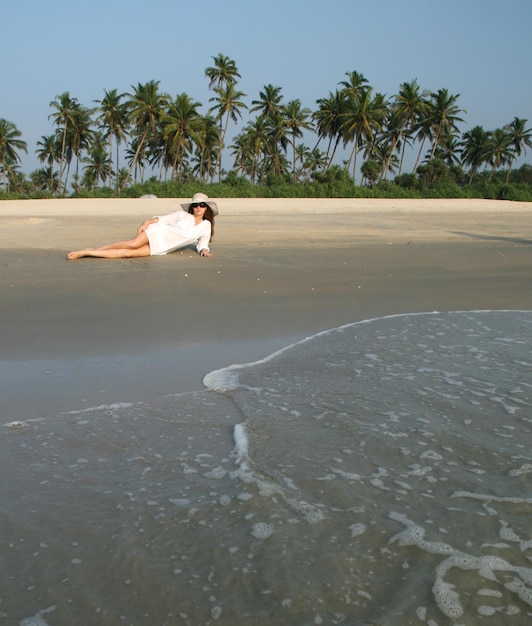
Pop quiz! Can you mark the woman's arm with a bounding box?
[137,217,159,234]
[197,222,213,257]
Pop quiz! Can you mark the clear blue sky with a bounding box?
[2,0,531,174]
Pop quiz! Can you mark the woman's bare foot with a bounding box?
[67,249,93,260]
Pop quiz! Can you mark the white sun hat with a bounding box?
[181,192,219,216]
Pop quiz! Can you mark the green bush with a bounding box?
[312,165,352,185]
[2,164,531,202]
[509,164,532,185]
[495,183,531,202]
[222,170,253,189]
[394,173,418,189]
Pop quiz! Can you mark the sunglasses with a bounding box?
[190,202,208,209]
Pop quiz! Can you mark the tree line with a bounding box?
[0,53,531,197]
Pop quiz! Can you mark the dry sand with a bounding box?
[1,197,531,419]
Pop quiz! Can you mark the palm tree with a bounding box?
[30,167,60,193]
[0,119,27,192]
[209,82,248,180]
[146,131,169,180]
[125,137,145,183]
[194,115,220,182]
[292,144,327,183]
[67,104,94,183]
[264,109,290,177]
[234,117,270,183]
[412,99,434,172]
[83,132,112,188]
[305,147,328,179]
[460,125,490,184]
[283,100,313,182]
[433,135,461,167]
[340,87,388,183]
[485,128,514,179]
[390,79,430,174]
[339,70,369,100]
[230,132,250,177]
[161,92,202,180]
[49,92,80,191]
[293,144,311,181]
[115,167,130,193]
[125,80,170,181]
[371,138,399,181]
[36,134,62,193]
[250,84,284,118]
[360,159,381,187]
[378,110,412,180]
[94,89,129,186]
[3,158,27,194]
[362,92,389,159]
[425,88,465,161]
[312,89,350,168]
[504,117,532,181]
[205,53,241,90]
[248,81,303,181]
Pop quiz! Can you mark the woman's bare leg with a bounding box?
[95,232,148,251]
[67,232,150,260]
[67,245,151,260]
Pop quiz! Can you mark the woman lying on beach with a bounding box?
[67,192,218,260]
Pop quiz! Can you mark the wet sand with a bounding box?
[1,197,531,419]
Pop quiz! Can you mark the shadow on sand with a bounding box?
[450,231,532,245]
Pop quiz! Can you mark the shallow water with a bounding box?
[2,311,531,625]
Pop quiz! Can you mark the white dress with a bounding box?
[146,210,211,256]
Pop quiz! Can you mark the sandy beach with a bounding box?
[1,197,532,419]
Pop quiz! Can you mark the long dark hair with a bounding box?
[188,206,215,241]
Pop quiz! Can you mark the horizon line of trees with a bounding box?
[1,53,531,196]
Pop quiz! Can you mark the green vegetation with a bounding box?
[1,54,531,201]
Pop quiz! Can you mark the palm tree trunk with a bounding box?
[399,140,407,175]
[382,133,402,181]
[349,131,362,184]
[128,129,148,178]
[413,137,427,172]
[216,112,231,182]
[108,136,114,187]
[505,158,515,183]
[58,127,68,192]
[327,135,341,169]
[292,131,297,183]
[429,123,443,161]
[115,137,121,185]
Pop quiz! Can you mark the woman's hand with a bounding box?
[137,218,158,235]
[200,249,213,257]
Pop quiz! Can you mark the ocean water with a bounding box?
[2,311,531,626]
